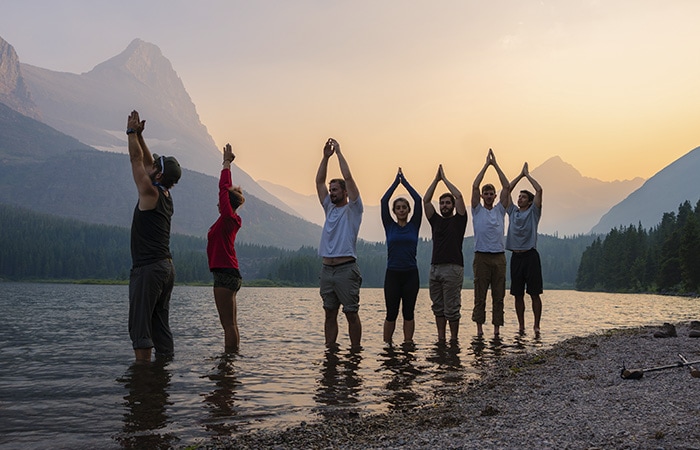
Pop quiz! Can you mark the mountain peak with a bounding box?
[535,155,582,178]
[0,36,41,120]
[88,38,179,91]
[122,38,167,63]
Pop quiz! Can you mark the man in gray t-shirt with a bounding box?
[506,162,543,337]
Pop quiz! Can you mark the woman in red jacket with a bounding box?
[207,143,245,353]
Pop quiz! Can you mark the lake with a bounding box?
[0,283,698,449]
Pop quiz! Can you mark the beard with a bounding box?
[440,207,454,217]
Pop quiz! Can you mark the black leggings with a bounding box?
[383,268,419,322]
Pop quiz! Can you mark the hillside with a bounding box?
[5,36,296,215]
[0,203,594,288]
[591,146,700,234]
[260,156,645,240]
[0,102,321,249]
[0,203,295,282]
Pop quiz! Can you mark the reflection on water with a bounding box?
[116,358,177,450]
[425,341,468,398]
[201,354,241,436]
[1,283,698,448]
[314,348,363,419]
[376,343,423,411]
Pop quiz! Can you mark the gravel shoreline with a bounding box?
[199,322,700,450]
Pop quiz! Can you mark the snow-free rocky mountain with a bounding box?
[15,37,297,216]
[3,34,696,241]
[591,146,700,234]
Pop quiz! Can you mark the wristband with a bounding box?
[126,128,136,135]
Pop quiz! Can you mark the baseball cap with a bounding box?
[153,154,182,184]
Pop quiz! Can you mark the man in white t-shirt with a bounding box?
[471,149,510,338]
[315,138,364,350]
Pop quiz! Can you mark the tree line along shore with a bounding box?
[3,199,700,295]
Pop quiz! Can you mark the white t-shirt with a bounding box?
[472,203,506,253]
[318,194,363,258]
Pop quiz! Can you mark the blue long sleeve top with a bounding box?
[381,173,422,271]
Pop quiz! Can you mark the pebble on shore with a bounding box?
[201,322,700,450]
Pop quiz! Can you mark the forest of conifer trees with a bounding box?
[576,199,700,294]
[1,204,594,288]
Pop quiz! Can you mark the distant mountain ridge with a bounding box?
[261,156,645,239]
[5,34,691,241]
[529,156,644,236]
[0,94,321,249]
[4,36,297,216]
[591,146,700,234]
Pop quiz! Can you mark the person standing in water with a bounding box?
[470,149,510,338]
[380,167,422,345]
[315,138,364,350]
[207,143,245,353]
[126,110,182,362]
[506,162,543,336]
[423,164,467,344]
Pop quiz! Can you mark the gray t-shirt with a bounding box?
[506,203,541,251]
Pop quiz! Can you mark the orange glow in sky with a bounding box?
[2,1,699,199]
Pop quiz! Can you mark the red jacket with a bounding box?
[207,168,241,269]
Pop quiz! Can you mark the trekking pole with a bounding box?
[620,358,700,379]
[678,354,700,378]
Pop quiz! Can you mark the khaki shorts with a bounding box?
[428,264,463,321]
[320,261,362,313]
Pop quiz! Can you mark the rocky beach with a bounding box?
[202,321,700,450]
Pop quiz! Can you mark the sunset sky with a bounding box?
[2,1,700,198]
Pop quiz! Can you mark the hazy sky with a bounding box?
[2,1,700,198]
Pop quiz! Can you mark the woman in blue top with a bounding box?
[381,167,422,345]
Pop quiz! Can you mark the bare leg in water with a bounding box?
[515,294,542,336]
[214,287,239,353]
[345,311,362,350]
[515,295,526,334]
[324,307,339,348]
[531,293,542,336]
[383,320,396,344]
[435,315,447,342]
[449,319,460,343]
[403,319,415,344]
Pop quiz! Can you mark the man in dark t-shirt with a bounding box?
[423,165,467,343]
[126,110,182,362]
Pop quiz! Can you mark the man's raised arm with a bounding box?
[490,149,511,208]
[423,165,441,220]
[440,165,466,216]
[523,162,543,209]
[333,139,360,202]
[127,110,158,209]
[315,138,334,204]
[472,152,490,209]
[133,115,154,169]
[508,162,527,205]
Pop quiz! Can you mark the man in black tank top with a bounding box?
[126,110,182,362]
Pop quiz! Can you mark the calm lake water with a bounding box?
[0,283,698,449]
